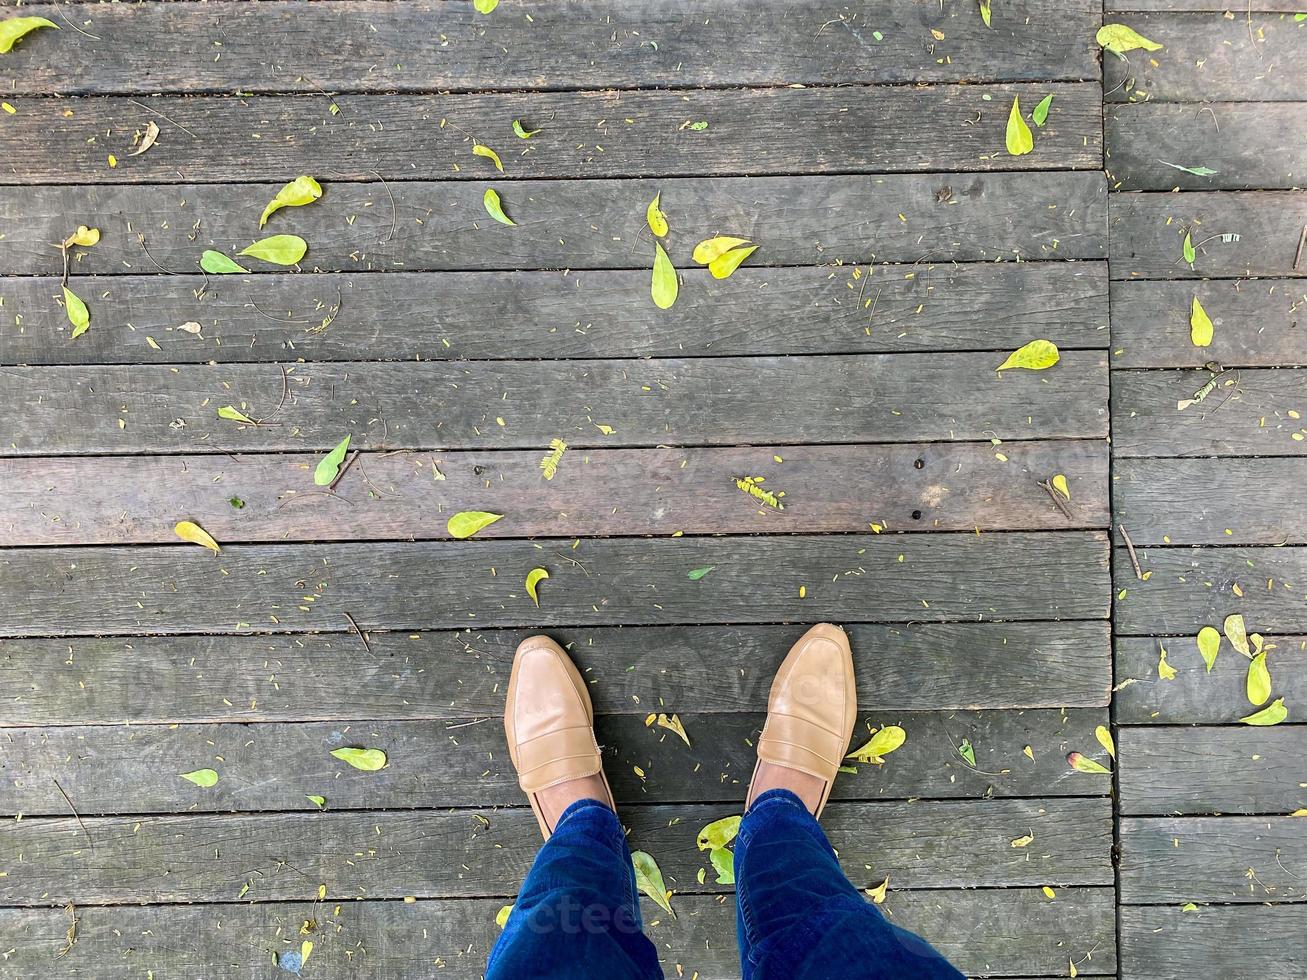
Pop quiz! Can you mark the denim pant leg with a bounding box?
[486,799,664,980]
[735,789,965,980]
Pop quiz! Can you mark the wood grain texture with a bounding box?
[0,0,1104,95]
[1118,726,1307,815]
[1,263,1111,366]
[1107,103,1307,191]
[1112,368,1307,457]
[2,85,1104,184]
[1120,816,1306,902]
[0,624,1112,726]
[0,173,1110,276]
[1108,278,1305,369]
[1,441,1111,546]
[1121,905,1307,980]
[0,532,1111,637]
[1114,457,1307,545]
[2,352,1110,455]
[1114,545,1307,634]
[1107,0,1301,9]
[1108,191,1307,280]
[1103,12,1307,102]
[0,888,1119,979]
[1114,634,1307,724]
[1,710,1113,814]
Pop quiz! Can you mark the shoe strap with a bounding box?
[516,725,603,794]
[757,712,845,782]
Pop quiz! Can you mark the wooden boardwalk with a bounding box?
[0,2,1300,977]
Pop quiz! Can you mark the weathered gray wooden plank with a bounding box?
[1103,12,1307,102]
[1114,546,1307,635]
[1112,368,1307,457]
[1121,905,1306,980]
[1120,816,1306,902]
[0,173,1110,276]
[0,888,1119,978]
[2,352,1110,455]
[0,532,1111,637]
[1107,103,1307,190]
[1108,278,1305,369]
[0,263,1111,366]
[1119,726,1307,815]
[2,85,1103,184]
[1114,635,1307,724]
[1107,0,1301,9]
[1108,191,1307,280]
[0,623,1112,726]
[0,0,1104,96]
[1,440,1111,546]
[0,799,1114,904]
[1115,457,1307,545]
[0,709,1113,814]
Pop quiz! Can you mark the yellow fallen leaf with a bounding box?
[300,941,313,966]
[1051,474,1070,500]
[483,187,516,225]
[865,876,889,904]
[846,725,906,764]
[0,16,58,54]
[1023,745,1035,761]
[1190,296,1213,347]
[693,236,751,264]
[1067,751,1111,774]
[1247,652,1272,706]
[1011,834,1035,848]
[448,511,503,539]
[631,851,675,917]
[63,225,100,248]
[180,768,219,787]
[1096,23,1163,55]
[1042,886,1056,900]
[646,192,668,238]
[62,286,90,339]
[473,143,504,172]
[1223,614,1250,657]
[996,339,1059,371]
[330,747,388,771]
[708,244,758,280]
[1005,96,1033,156]
[656,712,690,747]
[1158,645,1177,680]
[260,175,323,227]
[174,520,221,554]
[1240,698,1287,727]
[1196,626,1221,672]
[651,241,678,309]
[697,815,742,851]
[525,567,549,607]
[495,905,513,928]
[1095,725,1116,759]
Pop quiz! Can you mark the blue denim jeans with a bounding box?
[487,789,964,979]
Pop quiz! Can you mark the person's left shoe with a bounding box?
[504,634,617,839]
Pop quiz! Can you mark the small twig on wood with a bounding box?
[127,98,199,139]
[327,449,360,492]
[136,233,185,275]
[58,9,100,40]
[275,488,352,509]
[52,779,93,851]
[254,365,291,425]
[342,611,373,656]
[1293,224,1306,272]
[367,168,399,244]
[355,456,401,499]
[57,903,79,957]
[445,718,491,730]
[1037,479,1074,520]
[1118,524,1144,580]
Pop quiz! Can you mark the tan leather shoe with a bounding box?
[504,634,616,838]
[748,623,857,818]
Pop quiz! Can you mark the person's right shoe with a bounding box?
[746,623,857,818]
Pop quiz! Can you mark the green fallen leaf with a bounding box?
[689,121,709,131]
[696,815,742,851]
[687,566,715,581]
[1032,94,1054,128]
[1183,231,1196,267]
[1247,653,1272,706]
[448,510,503,539]
[957,738,976,767]
[1159,161,1219,178]
[474,0,499,12]
[651,241,678,310]
[1190,296,1213,348]
[631,850,675,917]
[0,16,57,54]
[260,175,323,227]
[180,768,219,788]
[330,747,388,771]
[646,192,669,238]
[483,187,516,226]
[709,847,735,885]
[306,795,326,808]
[1005,96,1033,156]
[217,405,256,424]
[693,236,752,265]
[62,286,90,339]
[314,435,351,486]
[525,567,549,607]
[473,143,505,172]
[846,724,906,765]
[239,234,308,266]
[1240,698,1287,727]
[513,119,541,139]
[978,0,992,28]
[996,339,1059,371]
[1197,626,1221,672]
[200,249,249,275]
[1066,751,1111,774]
[229,497,245,509]
[1096,23,1163,56]
[708,244,758,280]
